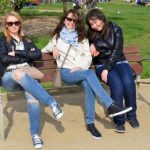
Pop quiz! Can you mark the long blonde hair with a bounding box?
[3,11,24,42]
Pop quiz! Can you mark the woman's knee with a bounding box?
[82,80,89,88]
[27,98,40,107]
[123,78,135,88]
[13,69,25,81]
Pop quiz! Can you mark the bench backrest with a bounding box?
[123,46,143,76]
[33,46,143,83]
[33,53,57,83]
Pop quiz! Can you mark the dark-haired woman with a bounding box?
[42,9,132,139]
[86,8,139,133]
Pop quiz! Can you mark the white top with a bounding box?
[42,36,92,70]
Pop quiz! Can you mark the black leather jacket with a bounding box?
[88,22,126,70]
[0,36,42,75]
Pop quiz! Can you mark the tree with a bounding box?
[0,0,12,12]
[0,0,31,12]
[62,0,98,16]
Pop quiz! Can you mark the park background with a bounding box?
[0,0,150,78]
[0,1,150,150]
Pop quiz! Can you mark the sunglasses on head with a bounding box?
[6,21,21,27]
[66,17,77,23]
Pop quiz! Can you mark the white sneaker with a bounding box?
[32,134,43,149]
[52,103,63,120]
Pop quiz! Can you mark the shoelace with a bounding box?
[33,135,42,144]
[91,125,98,132]
[53,105,60,115]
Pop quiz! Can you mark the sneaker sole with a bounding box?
[55,111,64,120]
[115,129,126,133]
[87,131,102,140]
[108,107,132,118]
[34,144,43,149]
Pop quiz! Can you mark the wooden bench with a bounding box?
[123,46,150,86]
[0,46,149,140]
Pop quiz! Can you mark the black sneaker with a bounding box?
[107,103,132,118]
[127,118,140,128]
[51,103,63,120]
[32,134,43,149]
[115,124,126,133]
[87,123,102,140]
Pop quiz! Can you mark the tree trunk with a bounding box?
[63,0,67,14]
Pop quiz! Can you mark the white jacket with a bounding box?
[42,36,92,69]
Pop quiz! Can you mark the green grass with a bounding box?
[19,2,72,17]
[97,2,150,78]
[29,2,150,78]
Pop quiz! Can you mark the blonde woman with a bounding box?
[0,11,63,149]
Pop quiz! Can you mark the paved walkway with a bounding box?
[1,83,150,150]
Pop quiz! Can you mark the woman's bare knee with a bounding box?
[28,98,39,104]
[13,70,25,81]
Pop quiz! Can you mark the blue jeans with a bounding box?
[2,71,57,135]
[60,68,113,124]
[96,63,137,126]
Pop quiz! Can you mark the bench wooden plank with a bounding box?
[124,53,142,62]
[34,60,56,69]
[123,46,143,76]
[40,53,54,60]
[124,46,140,53]
[130,63,143,75]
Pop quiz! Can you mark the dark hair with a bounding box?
[52,9,87,42]
[86,9,110,40]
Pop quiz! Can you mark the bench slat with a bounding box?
[125,53,142,62]
[124,46,140,53]
[130,63,143,75]
[34,60,57,69]
[40,53,54,60]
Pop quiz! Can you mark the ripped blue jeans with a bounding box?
[2,71,57,135]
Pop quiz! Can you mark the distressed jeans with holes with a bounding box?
[2,71,58,135]
[60,68,113,124]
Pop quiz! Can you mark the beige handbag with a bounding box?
[53,46,71,88]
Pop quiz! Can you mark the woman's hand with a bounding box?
[52,46,60,59]
[101,69,108,83]
[8,51,15,56]
[71,67,82,73]
[90,44,100,57]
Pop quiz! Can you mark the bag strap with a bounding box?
[59,45,71,69]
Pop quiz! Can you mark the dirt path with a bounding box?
[1,84,150,150]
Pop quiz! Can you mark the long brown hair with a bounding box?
[52,9,87,42]
[86,9,110,40]
[3,11,24,42]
